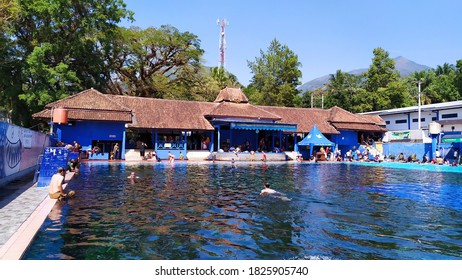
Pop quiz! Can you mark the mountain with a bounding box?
[298,56,432,93]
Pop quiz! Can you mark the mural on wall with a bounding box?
[0,122,49,181]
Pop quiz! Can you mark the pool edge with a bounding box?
[0,172,76,260]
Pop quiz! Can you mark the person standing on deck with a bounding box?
[140,142,147,159]
[113,143,120,160]
[454,148,459,165]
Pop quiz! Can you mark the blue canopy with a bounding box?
[298,124,335,149]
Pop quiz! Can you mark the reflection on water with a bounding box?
[23,162,462,260]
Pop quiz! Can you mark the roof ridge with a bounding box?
[111,94,215,105]
[44,88,94,108]
[46,88,132,112]
[205,102,282,120]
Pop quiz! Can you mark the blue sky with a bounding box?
[121,0,461,86]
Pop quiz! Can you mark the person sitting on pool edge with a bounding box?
[49,167,75,200]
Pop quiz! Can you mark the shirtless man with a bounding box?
[128,171,140,184]
[49,167,74,200]
[260,183,279,196]
[260,183,291,201]
[168,152,175,163]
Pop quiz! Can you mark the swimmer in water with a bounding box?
[128,172,141,184]
[260,183,291,201]
[260,183,278,196]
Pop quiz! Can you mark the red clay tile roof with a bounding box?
[360,114,387,126]
[33,108,133,122]
[32,88,132,122]
[328,106,370,123]
[206,102,282,121]
[32,88,387,134]
[214,87,249,103]
[328,106,386,132]
[258,106,340,134]
[331,122,387,132]
[45,88,131,111]
[108,95,215,130]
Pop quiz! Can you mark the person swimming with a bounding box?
[260,183,278,196]
[260,183,291,201]
[128,172,141,184]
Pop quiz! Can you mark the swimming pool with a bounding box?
[23,161,462,260]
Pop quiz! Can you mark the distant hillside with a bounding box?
[298,56,432,93]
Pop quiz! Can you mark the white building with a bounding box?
[361,100,462,134]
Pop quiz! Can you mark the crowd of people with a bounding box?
[337,146,461,166]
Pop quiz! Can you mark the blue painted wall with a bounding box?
[55,121,126,159]
[382,142,459,161]
[383,143,429,161]
[217,128,287,152]
[330,130,358,156]
[0,122,50,186]
[55,121,125,147]
[217,129,257,151]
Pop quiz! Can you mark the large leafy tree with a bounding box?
[3,0,133,126]
[323,70,363,111]
[0,0,18,32]
[455,60,462,95]
[0,0,19,122]
[247,38,302,107]
[108,25,204,98]
[425,71,459,102]
[410,63,459,103]
[362,48,406,111]
[364,48,399,93]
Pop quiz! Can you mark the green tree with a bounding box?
[168,65,221,102]
[435,63,455,76]
[109,25,204,98]
[209,66,241,89]
[0,0,18,31]
[247,38,302,107]
[425,72,459,102]
[455,60,462,96]
[362,48,407,111]
[298,90,313,108]
[0,0,20,122]
[365,48,399,93]
[324,70,363,111]
[407,70,433,105]
[6,0,133,126]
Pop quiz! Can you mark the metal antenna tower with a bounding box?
[217,18,228,68]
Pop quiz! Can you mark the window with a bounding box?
[386,121,390,125]
[432,117,437,121]
[412,118,425,123]
[441,113,458,119]
[395,119,407,124]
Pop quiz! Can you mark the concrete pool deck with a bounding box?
[0,172,75,260]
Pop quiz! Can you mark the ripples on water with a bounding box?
[23,162,462,260]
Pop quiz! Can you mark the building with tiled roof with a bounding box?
[33,87,386,160]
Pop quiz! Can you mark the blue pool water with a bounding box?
[23,161,462,260]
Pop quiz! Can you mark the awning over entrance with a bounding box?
[230,122,297,132]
